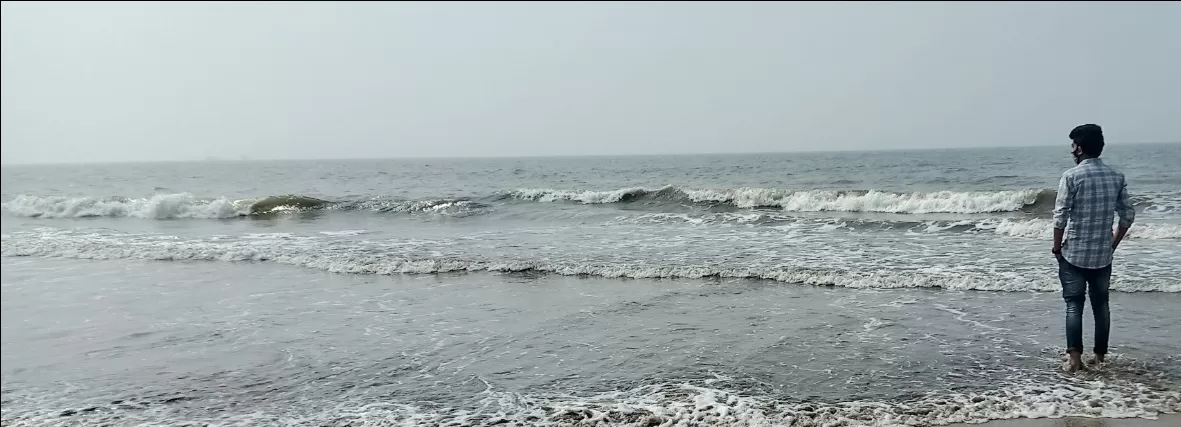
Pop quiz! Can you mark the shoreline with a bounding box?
[5,414,1178,427]
[950,414,1180,427]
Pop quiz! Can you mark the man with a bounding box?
[1052,123,1135,374]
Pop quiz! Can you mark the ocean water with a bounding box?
[2,144,1179,426]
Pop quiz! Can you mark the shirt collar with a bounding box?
[1078,158,1103,166]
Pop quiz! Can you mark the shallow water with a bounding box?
[2,258,1179,426]
[2,145,1179,425]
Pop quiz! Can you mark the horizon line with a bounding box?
[2,140,1177,167]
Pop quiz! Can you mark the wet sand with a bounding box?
[950,414,1179,427]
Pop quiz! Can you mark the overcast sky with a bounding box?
[2,2,1179,164]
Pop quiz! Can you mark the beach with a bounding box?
[3,146,1179,426]
[950,414,1180,427]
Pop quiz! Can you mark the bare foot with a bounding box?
[1064,353,1087,374]
[1094,353,1106,364]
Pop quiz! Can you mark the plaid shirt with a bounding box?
[1053,158,1135,269]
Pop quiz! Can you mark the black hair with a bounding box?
[1069,124,1104,157]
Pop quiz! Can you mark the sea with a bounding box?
[2,144,1179,426]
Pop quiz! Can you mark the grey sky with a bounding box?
[2,2,1179,164]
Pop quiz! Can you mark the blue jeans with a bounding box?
[1058,258,1111,355]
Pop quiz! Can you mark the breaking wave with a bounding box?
[5,187,1171,221]
[0,194,247,219]
[0,194,487,219]
[506,186,1054,214]
[330,199,487,216]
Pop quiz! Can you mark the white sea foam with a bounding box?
[684,188,1046,213]
[318,230,370,236]
[352,199,487,216]
[426,377,1179,427]
[0,194,248,219]
[981,219,1181,240]
[507,187,652,204]
[3,376,1176,427]
[3,229,1177,292]
[508,186,1048,214]
[614,213,1181,240]
[1,195,487,219]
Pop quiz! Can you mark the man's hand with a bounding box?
[1053,227,1065,260]
[1113,225,1130,251]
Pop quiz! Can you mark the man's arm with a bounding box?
[1112,177,1134,249]
[1052,173,1073,256]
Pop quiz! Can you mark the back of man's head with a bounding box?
[1069,124,1105,157]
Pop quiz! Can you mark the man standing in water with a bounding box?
[1052,124,1135,373]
